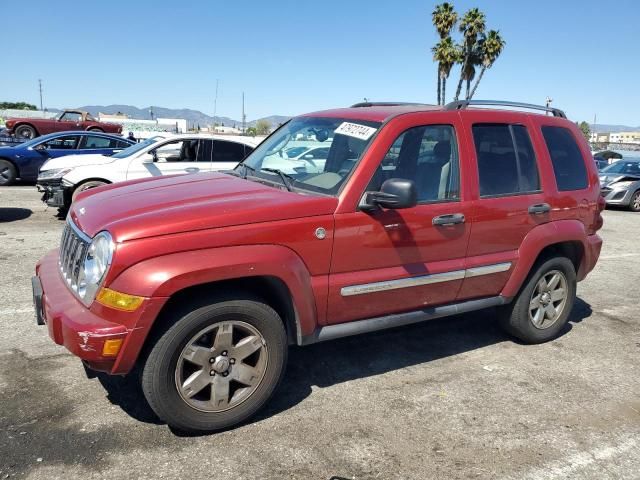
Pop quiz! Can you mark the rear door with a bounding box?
[211,140,250,170]
[457,113,551,300]
[327,114,473,324]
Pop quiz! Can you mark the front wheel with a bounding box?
[71,180,108,203]
[141,297,288,432]
[629,190,640,212]
[499,257,576,344]
[14,124,37,139]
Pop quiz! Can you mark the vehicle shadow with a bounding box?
[0,207,32,222]
[93,297,592,434]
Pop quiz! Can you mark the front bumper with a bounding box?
[34,250,166,374]
[600,185,633,206]
[36,179,69,208]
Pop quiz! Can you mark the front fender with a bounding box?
[108,244,319,339]
[501,220,592,298]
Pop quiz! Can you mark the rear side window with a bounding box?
[541,126,588,191]
[473,124,540,197]
[213,141,247,163]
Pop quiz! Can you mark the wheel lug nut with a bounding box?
[210,370,215,376]
[222,351,228,356]
[230,358,235,364]
[209,358,215,363]
[222,372,228,377]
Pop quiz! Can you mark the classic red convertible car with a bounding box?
[5,110,123,139]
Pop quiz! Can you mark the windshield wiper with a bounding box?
[236,163,256,179]
[260,168,295,191]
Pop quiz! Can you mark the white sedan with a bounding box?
[36,133,261,209]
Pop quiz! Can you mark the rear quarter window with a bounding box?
[541,126,588,191]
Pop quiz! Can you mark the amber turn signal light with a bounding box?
[102,338,123,357]
[96,288,144,311]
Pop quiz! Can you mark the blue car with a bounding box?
[0,131,135,185]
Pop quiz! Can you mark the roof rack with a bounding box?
[444,100,567,118]
[350,101,428,108]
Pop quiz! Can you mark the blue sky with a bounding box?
[2,0,639,125]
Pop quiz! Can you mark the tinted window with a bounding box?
[213,141,247,163]
[369,125,460,203]
[40,135,80,150]
[81,135,113,149]
[116,140,133,148]
[473,124,540,197]
[197,139,213,162]
[541,126,588,191]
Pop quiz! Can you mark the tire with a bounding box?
[71,180,108,202]
[88,127,104,133]
[14,124,37,139]
[0,160,17,186]
[629,190,640,212]
[499,256,576,344]
[141,296,288,432]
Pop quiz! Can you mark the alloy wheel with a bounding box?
[175,321,268,413]
[529,269,568,329]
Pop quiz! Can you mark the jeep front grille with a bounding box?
[59,220,90,293]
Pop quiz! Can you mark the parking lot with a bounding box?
[0,185,639,480]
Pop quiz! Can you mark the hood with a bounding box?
[40,153,114,172]
[70,172,338,241]
[599,173,640,186]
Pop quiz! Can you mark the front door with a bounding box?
[327,121,472,324]
[128,138,210,179]
[56,112,83,132]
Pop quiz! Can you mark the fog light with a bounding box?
[96,288,144,311]
[102,338,123,357]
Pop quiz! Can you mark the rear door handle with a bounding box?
[528,203,551,215]
[185,167,199,173]
[432,213,465,226]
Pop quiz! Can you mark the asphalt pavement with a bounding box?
[1,185,639,480]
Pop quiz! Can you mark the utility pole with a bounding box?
[38,79,43,112]
[545,96,553,115]
[213,79,219,128]
[242,92,246,134]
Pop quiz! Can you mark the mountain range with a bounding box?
[592,124,640,133]
[52,104,291,129]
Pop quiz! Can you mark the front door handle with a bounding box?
[185,167,199,173]
[528,203,551,215]
[432,213,465,226]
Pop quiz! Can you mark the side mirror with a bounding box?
[366,178,417,210]
[142,151,157,164]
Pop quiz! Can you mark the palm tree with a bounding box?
[432,3,458,104]
[469,30,506,100]
[454,8,486,102]
[432,38,460,105]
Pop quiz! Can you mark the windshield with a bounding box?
[238,116,381,194]
[601,160,640,175]
[111,136,162,158]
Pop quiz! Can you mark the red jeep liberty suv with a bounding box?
[32,100,604,432]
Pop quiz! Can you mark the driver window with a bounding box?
[153,140,198,162]
[60,112,82,122]
[368,125,460,203]
[40,135,80,150]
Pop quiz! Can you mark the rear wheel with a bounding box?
[499,257,576,344]
[141,296,287,432]
[14,124,37,139]
[0,160,17,186]
[629,190,640,212]
[71,180,108,202]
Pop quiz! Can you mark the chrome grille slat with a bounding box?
[59,219,90,292]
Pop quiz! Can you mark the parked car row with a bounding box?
[32,99,605,432]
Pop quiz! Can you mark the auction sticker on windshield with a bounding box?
[334,122,377,141]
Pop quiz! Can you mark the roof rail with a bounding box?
[350,101,428,108]
[444,100,567,118]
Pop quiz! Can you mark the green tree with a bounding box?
[255,119,272,135]
[0,101,37,110]
[246,126,257,136]
[578,121,591,141]
[432,37,461,106]
[468,30,505,99]
[431,3,458,105]
[454,8,486,101]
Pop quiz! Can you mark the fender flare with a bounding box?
[108,244,319,339]
[501,220,589,298]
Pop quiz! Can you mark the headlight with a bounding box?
[78,231,114,302]
[611,181,634,189]
[38,168,73,180]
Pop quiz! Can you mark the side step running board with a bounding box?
[300,296,508,345]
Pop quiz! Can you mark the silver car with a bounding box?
[599,158,640,212]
